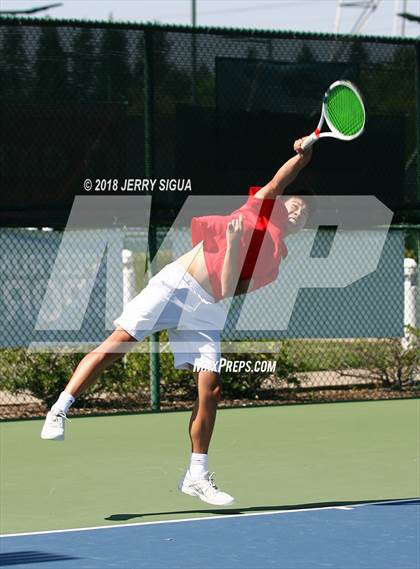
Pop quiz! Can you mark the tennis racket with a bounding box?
[301,80,366,150]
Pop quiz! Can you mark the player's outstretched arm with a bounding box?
[254,137,312,200]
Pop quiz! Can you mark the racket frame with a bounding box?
[301,80,366,150]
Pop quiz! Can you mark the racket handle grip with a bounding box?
[301,132,319,151]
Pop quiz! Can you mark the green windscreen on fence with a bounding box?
[0,19,418,226]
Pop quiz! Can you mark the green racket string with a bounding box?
[325,85,365,136]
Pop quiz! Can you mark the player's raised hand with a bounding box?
[294,137,313,164]
[226,215,243,246]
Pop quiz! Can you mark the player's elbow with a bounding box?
[255,182,279,199]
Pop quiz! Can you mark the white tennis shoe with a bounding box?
[41,410,69,441]
[178,470,235,506]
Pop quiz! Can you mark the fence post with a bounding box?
[416,44,420,208]
[144,29,160,411]
[402,257,417,350]
[122,249,136,306]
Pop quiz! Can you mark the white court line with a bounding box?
[1,498,418,539]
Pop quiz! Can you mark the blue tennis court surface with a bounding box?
[1,499,419,569]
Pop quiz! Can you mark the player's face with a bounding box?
[284,197,309,233]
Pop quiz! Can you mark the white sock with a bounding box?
[51,391,75,414]
[189,453,208,478]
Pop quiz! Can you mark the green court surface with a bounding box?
[1,400,419,535]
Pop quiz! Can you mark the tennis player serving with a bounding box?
[41,136,314,506]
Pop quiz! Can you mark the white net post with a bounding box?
[402,257,417,349]
[122,249,136,307]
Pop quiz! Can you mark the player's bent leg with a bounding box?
[179,369,234,506]
[41,327,136,441]
[65,327,136,398]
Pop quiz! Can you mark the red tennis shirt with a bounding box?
[190,187,288,301]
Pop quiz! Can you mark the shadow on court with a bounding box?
[0,550,80,566]
[105,497,419,521]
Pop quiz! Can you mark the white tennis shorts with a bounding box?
[114,261,227,371]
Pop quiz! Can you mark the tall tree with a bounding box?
[0,26,30,102]
[348,41,369,64]
[246,46,258,60]
[392,44,415,69]
[127,32,145,115]
[196,63,215,107]
[133,32,144,86]
[70,27,97,102]
[33,26,69,102]
[95,28,132,102]
[296,44,316,64]
[152,30,191,111]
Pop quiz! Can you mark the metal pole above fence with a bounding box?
[191,0,196,27]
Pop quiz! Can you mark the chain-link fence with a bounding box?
[0,224,417,418]
[0,19,419,418]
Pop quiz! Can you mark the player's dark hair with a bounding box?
[283,184,318,220]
